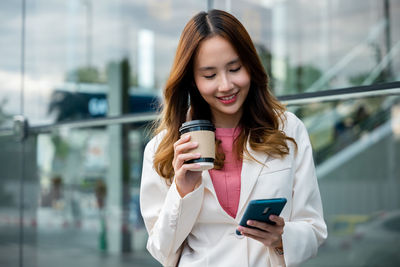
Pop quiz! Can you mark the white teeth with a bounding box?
[220,94,235,100]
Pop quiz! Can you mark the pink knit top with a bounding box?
[209,127,242,218]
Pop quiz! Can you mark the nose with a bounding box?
[218,73,233,92]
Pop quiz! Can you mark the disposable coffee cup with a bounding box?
[179,120,215,171]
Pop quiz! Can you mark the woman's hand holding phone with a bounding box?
[173,134,202,197]
[236,198,286,248]
[237,215,285,248]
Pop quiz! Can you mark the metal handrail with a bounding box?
[1,82,400,137]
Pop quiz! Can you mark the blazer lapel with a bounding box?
[202,141,269,220]
[236,142,269,219]
[202,170,216,197]
[202,169,238,221]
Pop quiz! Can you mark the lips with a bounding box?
[217,93,238,104]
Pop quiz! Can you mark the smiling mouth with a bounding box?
[217,93,238,104]
[218,93,237,101]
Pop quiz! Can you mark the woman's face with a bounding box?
[193,36,250,128]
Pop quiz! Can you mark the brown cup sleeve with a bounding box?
[186,131,215,159]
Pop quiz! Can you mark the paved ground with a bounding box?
[0,245,161,267]
[2,223,400,267]
[0,224,161,267]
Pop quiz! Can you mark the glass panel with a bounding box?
[214,0,400,95]
[3,0,400,266]
[17,0,206,126]
[35,123,160,266]
[0,1,22,128]
[0,136,37,267]
[286,94,400,266]
[0,2,24,266]
[21,136,39,267]
[0,137,22,267]
[32,92,400,266]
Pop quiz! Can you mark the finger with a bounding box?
[242,232,280,247]
[247,220,284,237]
[246,220,274,232]
[175,163,202,178]
[181,163,202,171]
[238,225,270,238]
[175,141,198,155]
[239,226,282,247]
[173,136,189,164]
[173,135,190,152]
[269,215,285,226]
[174,133,197,149]
[174,134,190,148]
[175,153,201,169]
[173,137,199,167]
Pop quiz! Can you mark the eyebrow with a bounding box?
[198,58,240,71]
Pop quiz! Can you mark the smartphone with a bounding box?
[236,198,287,235]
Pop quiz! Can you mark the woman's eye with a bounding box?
[204,74,216,79]
[230,66,241,72]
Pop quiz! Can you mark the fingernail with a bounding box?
[247,220,253,225]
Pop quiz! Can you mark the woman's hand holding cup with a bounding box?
[172,134,203,197]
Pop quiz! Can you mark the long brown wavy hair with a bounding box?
[153,9,296,182]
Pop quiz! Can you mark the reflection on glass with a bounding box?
[288,96,399,166]
[215,0,400,95]
[1,1,399,126]
[2,0,400,266]
[36,125,159,266]
[0,137,22,267]
[287,95,400,267]
[0,136,38,267]
[0,0,205,126]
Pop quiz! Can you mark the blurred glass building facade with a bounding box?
[0,0,399,266]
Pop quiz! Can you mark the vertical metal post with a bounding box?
[383,0,392,80]
[84,0,92,67]
[106,59,131,253]
[207,0,213,10]
[19,0,26,265]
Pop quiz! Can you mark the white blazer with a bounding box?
[140,112,327,267]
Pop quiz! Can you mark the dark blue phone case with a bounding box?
[236,198,287,235]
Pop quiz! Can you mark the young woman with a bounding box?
[140,9,327,267]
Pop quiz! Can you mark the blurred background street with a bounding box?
[1,0,400,266]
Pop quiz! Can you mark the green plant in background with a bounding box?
[0,187,13,206]
[65,66,105,84]
[0,97,11,127]
[284,64,323,94]
[255,44,275,93]
[349,71,391,86]
[51,135,70,159]
[65,59,139,87]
